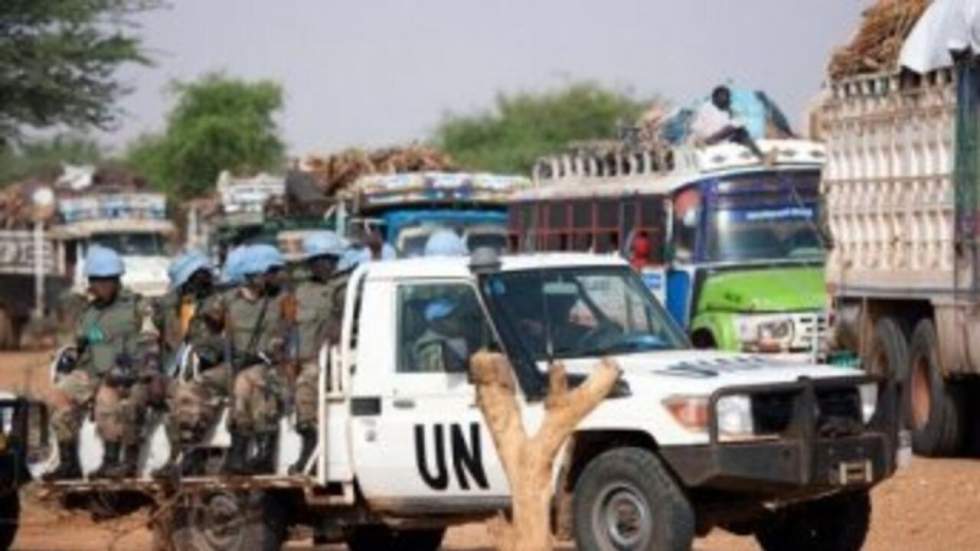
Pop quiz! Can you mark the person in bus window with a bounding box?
[630,231,651,270]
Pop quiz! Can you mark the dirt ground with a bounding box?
[3,350,979,550]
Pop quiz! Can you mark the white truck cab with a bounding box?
[33,253,901,551]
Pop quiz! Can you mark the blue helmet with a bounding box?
[221,246,249,285]
[423,230,467,257]
[85,245,125,278]
[337,247,364,272]
[302,231,345,261]
[425,298,457,321]
[242,244,285,276]
[169,250,212,290]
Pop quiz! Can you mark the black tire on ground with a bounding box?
[0,309,15,351]
[864,317,910,420]
[346,525,446,551]
[755,490,870,551]
[163,491,286,551]
[0,491,20,550]
[572,447,694,551]
[907,319,965,456]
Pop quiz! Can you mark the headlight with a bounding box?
[735,315,795,350]
[662,395,708,432]
[858,382,878,423]
[716,394,754,441]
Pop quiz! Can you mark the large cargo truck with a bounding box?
[821,51,980,455]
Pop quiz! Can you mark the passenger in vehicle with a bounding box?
[413,298,471,373]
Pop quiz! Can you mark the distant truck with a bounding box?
[337,172,531,256]
[821,55,980,455]
[34,253,900,551]
[0,192,174,349]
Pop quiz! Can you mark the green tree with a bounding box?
[0,135,102,184]
[126,73,286,198]
[0,0,162,145]
[434,82,648,174]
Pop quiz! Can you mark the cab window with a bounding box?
[396,282,500,374]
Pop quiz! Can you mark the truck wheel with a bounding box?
[864,317,909,421]
[346,525,445,551]
[0,491,20,550]
[907,319,964,456]
[165,491,285,551]
[572,447,694,551]
[756,490,869,551]
[0,308,15,351]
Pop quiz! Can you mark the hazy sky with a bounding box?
[108,1,868,156]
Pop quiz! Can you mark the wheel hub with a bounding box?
[593,483,651,549]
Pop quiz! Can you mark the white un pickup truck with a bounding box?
[32,252,902,551]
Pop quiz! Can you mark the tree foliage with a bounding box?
[126,73,286,198]
[0,0,162,145]
[433,82,648,174]
[0,135,102,185]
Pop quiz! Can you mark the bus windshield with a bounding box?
[90,232,166,256]
[704,171,824,263]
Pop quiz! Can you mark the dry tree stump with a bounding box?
[469,351,622,551]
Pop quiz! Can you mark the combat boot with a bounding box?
[222,432,250,475]
[248,431,279,474]
[90,442,122,479]
[151,447,181,480]
[288,428,316,476]
[42,440,82,481]
[113,444,141,478]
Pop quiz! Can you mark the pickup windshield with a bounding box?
[90,232,165,256]
[482,266,687,361]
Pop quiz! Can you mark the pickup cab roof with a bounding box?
[356,253,627,281]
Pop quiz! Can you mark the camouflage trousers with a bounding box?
[294,360,320,432]
[165,362,283,444]
[165,364,232,446]
[47,370,148,445]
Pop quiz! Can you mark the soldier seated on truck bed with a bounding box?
[287,231,346,475]
[43,246,161,481]
[151,250,223,479]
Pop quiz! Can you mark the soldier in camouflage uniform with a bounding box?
[214,244,294,475]
[287,232,345,475]
[43,246,160,481]
[150,250,222,478]
[413,298,472,373]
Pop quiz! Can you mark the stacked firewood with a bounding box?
[828,0,931,80]
[302,145,456,196]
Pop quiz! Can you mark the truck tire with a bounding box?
[907,319,964,456]
[0,308,15,351]
[755,490,870,551]
[572,447,694,551]
[0,491,20,550]
[164,491,285,551]
[864,317,909,421]
[346,525,445,551]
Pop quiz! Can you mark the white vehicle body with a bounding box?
[35,254,900,549]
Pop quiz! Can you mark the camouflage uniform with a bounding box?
[412,329,469,373]
[153,288,225,449]
[49,290,157,450]
[292,272,347,431]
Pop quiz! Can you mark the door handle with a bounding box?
[393,398,416,409]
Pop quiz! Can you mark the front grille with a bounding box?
[790,312,828,352]
[746,385,863,437]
